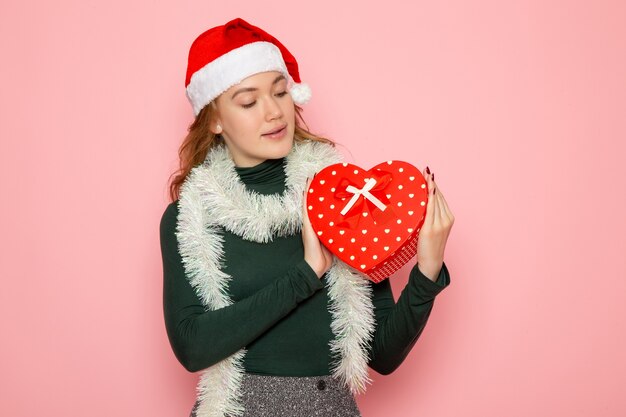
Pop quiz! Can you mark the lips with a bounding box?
[262,124,287,136]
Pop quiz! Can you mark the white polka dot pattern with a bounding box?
[306,161,429,283]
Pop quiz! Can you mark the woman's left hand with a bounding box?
[415,167,455,281]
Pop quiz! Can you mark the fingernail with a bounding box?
[434,187,436,195]
[426,166,431,175]
[431,173,434,181]
[432,173,435,181]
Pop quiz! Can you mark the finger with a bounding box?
[303,177,314,208]
[434,184,451,221]
[303,177,312,199]
[432,181,443,226]
[430,174,453,223]
[423,167,435,227]
[423,167,432,193]
[437,188,454,225]
[427,172,442,224]
[428,169,447,228]
[302,177,313,228]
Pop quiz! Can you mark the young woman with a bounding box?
[160,18,455,417]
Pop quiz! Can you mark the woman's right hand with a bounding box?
[302,177,334,278]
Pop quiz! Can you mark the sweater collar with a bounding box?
[234,157,286,189]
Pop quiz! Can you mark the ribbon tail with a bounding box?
[365,199,396,225]
[336,199,364,229]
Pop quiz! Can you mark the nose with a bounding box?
[264,96,283,121]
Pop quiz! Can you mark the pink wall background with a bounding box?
[1,0,625,416]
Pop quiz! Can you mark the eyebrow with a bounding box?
[230,75,286,99]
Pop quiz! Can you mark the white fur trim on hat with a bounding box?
[186,41,289,116]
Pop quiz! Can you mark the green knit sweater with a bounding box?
[160,157,450,376]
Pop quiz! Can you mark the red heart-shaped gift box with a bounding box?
[306,161,429,283]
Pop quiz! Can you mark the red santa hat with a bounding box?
[185,18,312,116]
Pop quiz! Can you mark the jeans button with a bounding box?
[317,379,326,390]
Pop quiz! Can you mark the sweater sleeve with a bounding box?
[367,262,450,375]
[160,202,324,373]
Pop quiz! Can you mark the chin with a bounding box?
[272,136,294,158]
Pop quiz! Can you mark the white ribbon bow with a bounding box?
[340,178,388,215]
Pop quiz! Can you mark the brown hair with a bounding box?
[167,104,334,202]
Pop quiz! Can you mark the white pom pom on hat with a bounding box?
[185,18,312,116]
[288,82,312,105]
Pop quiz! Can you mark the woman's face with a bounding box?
[211,71,296,167]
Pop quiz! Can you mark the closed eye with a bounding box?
[241,91,287,108]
